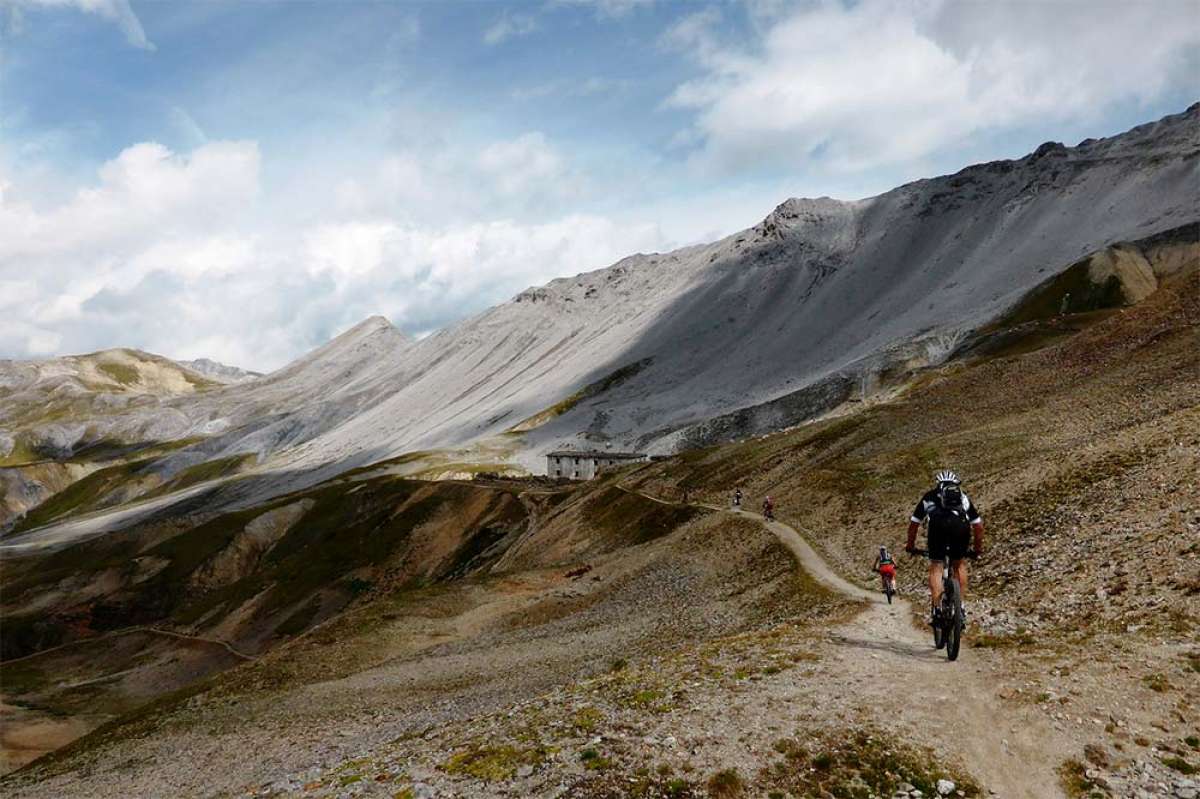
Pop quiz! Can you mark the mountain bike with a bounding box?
[762,506,775,521]
[877,565,897,604]
[908,549,973,661]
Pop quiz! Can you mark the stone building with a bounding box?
[545,449,648,480]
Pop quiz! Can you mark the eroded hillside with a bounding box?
[3,109,1197,554]
[3,227,1196,798]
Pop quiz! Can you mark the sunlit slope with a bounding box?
[284,105,1199,470]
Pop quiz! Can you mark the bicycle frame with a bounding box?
[909,548,966,660]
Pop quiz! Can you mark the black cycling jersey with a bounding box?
[911,488,981,560]
[910,489,981,527]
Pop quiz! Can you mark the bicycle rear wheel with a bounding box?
[945,578,963,661]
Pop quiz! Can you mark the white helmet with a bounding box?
[934,469,961,486]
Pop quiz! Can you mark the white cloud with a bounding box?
[15,0,154,49]
[477,132,573,198]
[666,0,1200,173]
[510,76,630,101]
[0,137,668,370]
[552,0,656,19]
[483,12,538,45]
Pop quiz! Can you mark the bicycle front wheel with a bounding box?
[945,579,963,661]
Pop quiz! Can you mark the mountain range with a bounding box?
[1,104,1197,545]
[1,106,1197,796]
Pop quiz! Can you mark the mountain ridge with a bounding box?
[1,105,1196,543]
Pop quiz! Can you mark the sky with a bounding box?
[1,0,1196,371]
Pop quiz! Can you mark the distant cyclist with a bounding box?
[733,488,743,509]
[904,470,984,623]
[872,545,897,596]
[762,496,775,521]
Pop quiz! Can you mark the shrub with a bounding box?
[706,768,743,799]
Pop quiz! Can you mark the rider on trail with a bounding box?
[733,488,743,508]
[905,470,984,623]
[762,496,775,520]
[873,545,897,593]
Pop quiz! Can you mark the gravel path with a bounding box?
[636,488,1075,799]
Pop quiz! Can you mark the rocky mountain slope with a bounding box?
[1,106,1197,794]
[3,108,1197,538]
[3,258,1195,796]
[281,104,1198,473]
[176,359,263,384]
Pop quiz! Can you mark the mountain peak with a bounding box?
[178,357,263,384]
[343,315,401,337]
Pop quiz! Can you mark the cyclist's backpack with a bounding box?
[928,485,970,536]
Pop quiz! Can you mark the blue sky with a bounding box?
[1,0,1197,369]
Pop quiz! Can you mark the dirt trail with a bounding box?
[623,487,1072,798]
[749,507,1072,799]
[1,625,256,665]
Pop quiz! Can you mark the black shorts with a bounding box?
[927,525,970,561]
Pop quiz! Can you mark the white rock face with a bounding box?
[177,358,263,384]
[272,105,1199,473]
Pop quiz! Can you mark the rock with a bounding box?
[937,779,956,796]
[517,765,533,778]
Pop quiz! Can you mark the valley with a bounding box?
[1,107,1197,798]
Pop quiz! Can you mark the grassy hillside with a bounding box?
[627,270,1198,641]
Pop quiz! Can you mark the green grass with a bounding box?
[1142,673,1170,693]
[96,361,140,386]
[441,744,549,781]
[572,706,603,733]
[580,748,613,770]
[577,485,701,547]
[1162,756,1196,774]
[993,256,1129,330]
[706,768,744,798]
[141,453,257,499]
[508,358,652,432]
[11,457,156,532]
[0,437,46,466]
[761,729,980,799]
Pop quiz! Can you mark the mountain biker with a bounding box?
[904,470,984,623]
[872,545,897,594]
[733,488,743,509]
[762,496,774,520]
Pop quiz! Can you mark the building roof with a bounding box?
[545,450,646,459]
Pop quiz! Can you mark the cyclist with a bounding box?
[762,496,775,521]
[872,545,897,595]
[733,488,743,509]
[904,470,984,623]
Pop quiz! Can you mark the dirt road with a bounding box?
[620,485,1073,799]
[739,506,1074,798]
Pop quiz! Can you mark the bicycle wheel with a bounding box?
[932,612,945,649]
[885,581,894,604]
[945,579,963,661]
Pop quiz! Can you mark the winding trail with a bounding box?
[2,625,256,665]
[619,484,1071,799]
